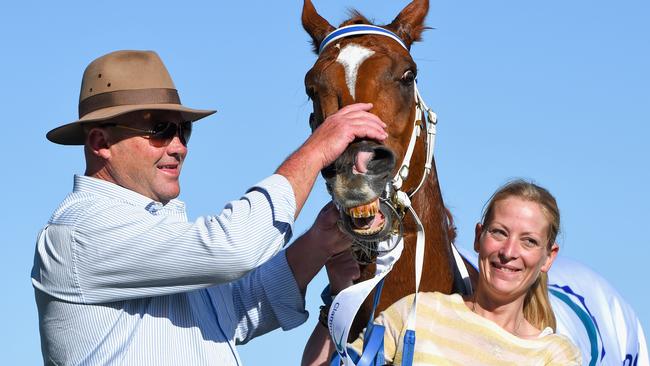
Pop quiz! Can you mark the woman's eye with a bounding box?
[523,238,539,247]
[401,70,416,84]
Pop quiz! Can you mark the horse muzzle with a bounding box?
[323,141,396,242]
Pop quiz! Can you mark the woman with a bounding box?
[302,180,582,365]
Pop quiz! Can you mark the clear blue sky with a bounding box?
[2,1,648,364]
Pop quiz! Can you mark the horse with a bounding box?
[302,1,648,365]
[302,0,477,344]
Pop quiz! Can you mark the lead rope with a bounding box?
[327,236,405,366]
[396,193,425,366]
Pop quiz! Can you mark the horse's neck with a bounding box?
[409,167,456,292]
[351,167,459,340]
[374,168,456,311]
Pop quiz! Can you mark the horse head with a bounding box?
[303,0,431,262]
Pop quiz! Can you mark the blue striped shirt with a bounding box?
[32,174,306,365]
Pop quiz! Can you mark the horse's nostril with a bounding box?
[367,146,396,173]
[373,147,394,163]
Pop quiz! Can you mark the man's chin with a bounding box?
[156,186,180,204]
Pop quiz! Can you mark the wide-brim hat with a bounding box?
[47,50,216,145]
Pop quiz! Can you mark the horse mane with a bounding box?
[339,10,373,27]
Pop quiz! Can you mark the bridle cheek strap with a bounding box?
[391,82,437,196]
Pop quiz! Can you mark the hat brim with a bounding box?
[47,103,216,145]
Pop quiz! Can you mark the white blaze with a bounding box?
[336,44,375,100]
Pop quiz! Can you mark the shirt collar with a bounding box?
[73,175,186,214]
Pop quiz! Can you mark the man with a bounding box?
[32,50,387,365]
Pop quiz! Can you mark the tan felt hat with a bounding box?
[47,50,216,145]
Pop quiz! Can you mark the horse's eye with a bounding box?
[401,70,416,84]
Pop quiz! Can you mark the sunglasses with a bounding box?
[103,120,193,146]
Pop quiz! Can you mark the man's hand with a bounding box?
[303,103,388,169]
[285,202,353,294]
[308,202,351,257]
[326,249,360,295]
[276,103,387,218]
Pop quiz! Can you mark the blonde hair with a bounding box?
[481,179,559,331]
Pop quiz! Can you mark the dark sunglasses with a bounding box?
[103,120,193,146]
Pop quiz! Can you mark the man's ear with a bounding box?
[87,127,111,160]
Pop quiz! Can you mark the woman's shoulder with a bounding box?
[538,332,583,364]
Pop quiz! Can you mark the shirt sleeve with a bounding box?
[224,250,308,344]
[34,174,296,304]
[546,335,583,366]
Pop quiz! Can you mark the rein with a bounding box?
[318,24,471,366]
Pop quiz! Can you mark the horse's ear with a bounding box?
[302,0,335,54]
[386,0,429,49]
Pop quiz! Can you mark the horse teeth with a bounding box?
[349,206,364,218]
[348,199,380,218]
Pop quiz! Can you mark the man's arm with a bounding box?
[33,175,296,304]
[276,103,387,218]
[302,249,360,366]
[228,203,353,344]
[284,203,352,294]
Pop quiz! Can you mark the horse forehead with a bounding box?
[335,43,375,100]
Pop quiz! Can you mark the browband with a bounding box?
[319,24,408,54]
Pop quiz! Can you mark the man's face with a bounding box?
[103,110,189,204]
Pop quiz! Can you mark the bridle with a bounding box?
[320,25,437,196]
[319,25,438,261]
[317,25,472,366]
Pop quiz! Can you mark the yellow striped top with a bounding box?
[351,292,581,366]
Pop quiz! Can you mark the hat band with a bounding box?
[78,88,181,118]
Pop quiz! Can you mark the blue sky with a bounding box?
[2,1,648,364]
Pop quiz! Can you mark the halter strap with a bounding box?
[319,25,408,54]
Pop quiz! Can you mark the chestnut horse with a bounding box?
[302,0,477,341]
[302,1,648,365]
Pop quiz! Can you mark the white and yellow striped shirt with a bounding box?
[353,292,581,365]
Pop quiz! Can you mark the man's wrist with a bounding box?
[297,136,328,171]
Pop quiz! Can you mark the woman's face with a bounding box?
[474,197,559,303]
